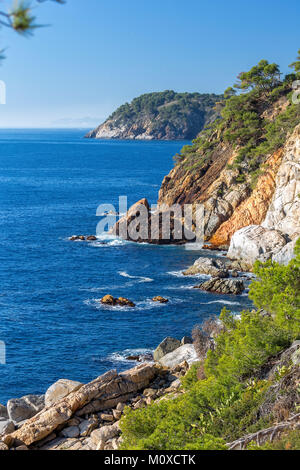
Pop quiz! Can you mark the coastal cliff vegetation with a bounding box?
[175,52,300,188]
[86,90,221,140]
[119,240,300,450]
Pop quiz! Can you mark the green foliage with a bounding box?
[235,60,281,92]
[120,243,300,450]
[249,238,300,335]
[289,48,300,78]
[173,50,300,187]
[108,91,221,140]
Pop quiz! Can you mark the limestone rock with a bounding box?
[272,238,298,265]
[181,336,193,345]
[183,256,229,277]
[91,422,120,449]
[0,420,15,436]
[7,394,45,424]
[153,337,181,361]
[0,442,9,451]
[45,379,83,407]
[159,344,198,368]
[262,124,300,237]
[61,425,80,438]
[195,277,245,295]
[227,225,287,265]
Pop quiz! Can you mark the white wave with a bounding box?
[118,271,153,283]
[201,300,242,306]
[166,270,210,279]
[105,348,154,364]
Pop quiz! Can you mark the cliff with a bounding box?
[85,90,221,140]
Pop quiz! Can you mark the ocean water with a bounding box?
[0,129,253,404]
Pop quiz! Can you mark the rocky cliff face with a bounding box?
[85,91,221,140]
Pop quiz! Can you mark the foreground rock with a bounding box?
[227,225,287,265]
[153,337,181,361]
[195,277,245,295]
[159,344,198,368]
[100,295,135,307]
[45,379,83,408]
[5,364,157,447]
[183,256,229,277]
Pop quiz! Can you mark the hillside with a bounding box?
[85,90,221,140]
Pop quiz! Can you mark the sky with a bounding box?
[0,0,299,128]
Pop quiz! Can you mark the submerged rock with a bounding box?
[194,277,245,295]
[69,235,85,241]
[100,295,135,307]
[152,296,169,303]
[153,337,181,361]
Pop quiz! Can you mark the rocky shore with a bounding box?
[0,337,197,451]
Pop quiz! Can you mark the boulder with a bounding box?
[195,278,245,295]
[153,337,181,361]
[91,422,120,450]
[45,379,83,407]
[227,225,287,265]
[0,420,15,436]
[272,238,298,265]
[159,344,198,368]
[183,257,229,278]
[7,395,45,424]
[0,405,8,420]
[152,296,169,303]
[0,442,9,451]
[86,235,97,241]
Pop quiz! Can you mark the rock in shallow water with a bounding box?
[153,337,181,361]
[100,295,135,307]
[152,296,169,303]
[183,256,229,278]
[194,277,245,295]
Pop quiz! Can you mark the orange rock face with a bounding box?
[209,149,284,246]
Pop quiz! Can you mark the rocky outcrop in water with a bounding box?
[194,278,245,295]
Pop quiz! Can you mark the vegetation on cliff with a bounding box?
[86,90,221,140]
[175,50,300,187]
[119,239,300,450]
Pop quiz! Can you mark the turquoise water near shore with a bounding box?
[0,129,253,404]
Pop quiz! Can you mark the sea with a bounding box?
[0,129,253,404]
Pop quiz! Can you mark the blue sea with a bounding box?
[0,129,253,404]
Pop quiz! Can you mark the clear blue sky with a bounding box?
[0,0,299,128]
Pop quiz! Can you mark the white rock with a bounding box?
[272,238,298,265]
[159,344,198,368]
[7,395,44,424]
[0,419,15,436]
[227,225,287,265]
[61,425,80,438]
[91,422,120,448]
[262,124,300,237]
[45,379,83,407]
